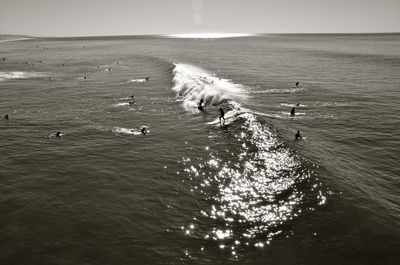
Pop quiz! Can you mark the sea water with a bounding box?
[0,34,399,265]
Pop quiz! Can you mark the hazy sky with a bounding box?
[1,0,399,37]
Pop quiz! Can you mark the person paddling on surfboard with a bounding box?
[290,107,295,116]
[295,130,302,140]
[219,108,225,125]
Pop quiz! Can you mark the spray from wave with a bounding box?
[172,64,246,111]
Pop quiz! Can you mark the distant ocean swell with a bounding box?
[170,63,327,251]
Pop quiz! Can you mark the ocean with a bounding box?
[0,34,399,265]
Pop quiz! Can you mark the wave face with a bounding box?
[172,64,326,252]
[0,71,43,81]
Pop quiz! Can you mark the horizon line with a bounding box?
[1,31,400,39]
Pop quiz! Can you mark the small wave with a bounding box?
[46,132,64,138]
[96,64,112,71]
[112,127,142,135]
[113,102,130,107]
[0,71,43,81]
[251,87,305,94]
[314,102,357,107]
[279,103,307,107]
[127,78,146,83]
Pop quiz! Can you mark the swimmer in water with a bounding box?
[295,130,302,140]
[2,114,9,120]
[47,131,62,138]
[141,127,146,135]
[219,108,225,125]
[198,99,205,112]
[290,107,296,116]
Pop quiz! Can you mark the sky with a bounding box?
[0,0,399,37]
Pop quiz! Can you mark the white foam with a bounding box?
[172,64,247,111]
[113,102,130,107]
[0,71,43,81]
[279,103,307,108]
[127,79,146,83]
[112,127,141,135]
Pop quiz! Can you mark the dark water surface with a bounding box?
[0,34,399,265]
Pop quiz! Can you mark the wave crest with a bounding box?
[172,64,246,110]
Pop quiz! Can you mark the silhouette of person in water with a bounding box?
[145,77,150,81]
[296,81,299,87]
[290,107,296,116]
[2,114,9,120]
[295,130,302,140]
[198,99,205,112]
[141,127,146,135]
[219,108,225,125]
[296,102,300,106]
[130,94,135,99]
[55,131,62,137]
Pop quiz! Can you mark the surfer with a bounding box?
[219,108,225,125]
[295,130,302,140]
[198,99,205,112]
[129,101,135,105]
[47,131,62,138]
[2,114,9,120]
[145,77,150,81]
[84,76,87,80]
[290,107,296,116]
[296,102,300,106]
[130,94,135,99]
[141,127,147,135]
[296,81,299,87]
